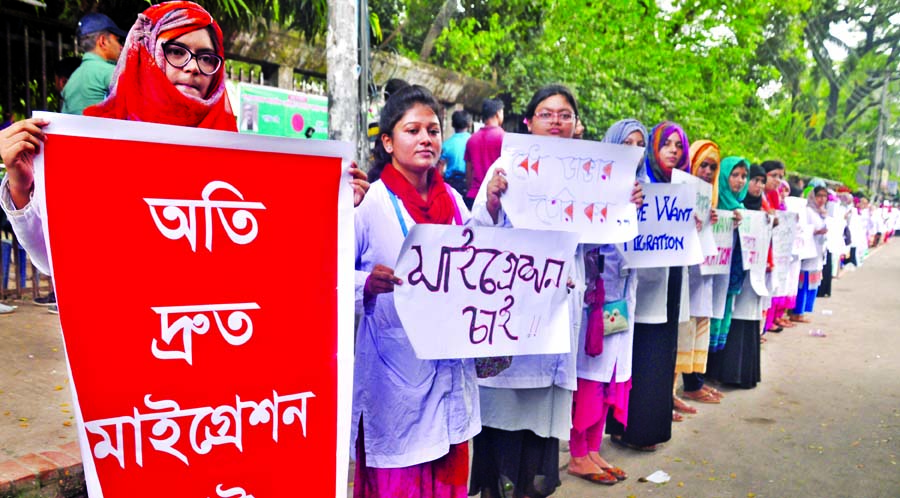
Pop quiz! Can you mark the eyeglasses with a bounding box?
[534,110,576,123]
[162,42,223,76]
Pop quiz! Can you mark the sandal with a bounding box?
[702,386,725,399]
[601,466,628,481]
[672,410,684,422]
[790,315,811,323]
[673,397,698,414]
[567,469,618,485]
[682,389,721,404]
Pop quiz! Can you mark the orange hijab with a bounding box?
[85,1,236,131]
[689,140,721,209]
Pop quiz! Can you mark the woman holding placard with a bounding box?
[0,1,369,273]
[789,186,829,324]
[607,121,691,451]
[708,164,766,389]
[676,140,725,408]
[563,119,648,486]
[469,87,644,496]
[706,157,748,358]
[468,85,581,497]
[352,84,506,498]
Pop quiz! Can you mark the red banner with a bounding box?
[35,113,354,498]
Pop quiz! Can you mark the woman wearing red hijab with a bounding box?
[85,1,236,130]
[0,1,366,271]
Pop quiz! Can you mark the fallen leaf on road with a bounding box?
[19,423,28,428]
[678,482,684,487]
[674,457,683,462]
[748,493,757,497]
[731,473,737,479]
[54,385,63,391]
[63,421,72,427]
[18,417,28,422]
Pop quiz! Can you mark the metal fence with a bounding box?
[1,9,78,117]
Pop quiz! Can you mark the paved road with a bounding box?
[3,242,899,497]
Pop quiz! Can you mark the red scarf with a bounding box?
[380,163,455,224]
[85,1,236,131]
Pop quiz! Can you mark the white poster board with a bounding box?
[620,183,703,268]
[825,204,848,254]
[737,209,772,296]
[700,209,736,275]
[772,211,798,295]
[393,225,580,359]
[499,133,641,243]
[670,169,717,256]
[785,196,817,259]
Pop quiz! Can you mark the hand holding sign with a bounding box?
[486,167,509,224]
[364,264,403,299]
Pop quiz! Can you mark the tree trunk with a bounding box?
[419,0,457,61]
[327,0,359,159]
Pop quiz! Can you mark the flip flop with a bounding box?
[672,410,684,422]
[673,397,698,414]
[567,469,618,485]
[682,389,721,404]
[702,386,725,399]
[601,466,628,481]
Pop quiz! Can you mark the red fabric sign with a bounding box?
[37,114,353,498]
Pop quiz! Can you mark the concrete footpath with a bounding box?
[1,241,899,497]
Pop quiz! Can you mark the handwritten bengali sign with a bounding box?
[772,211,799,296]
[499,133,641,243]
[393,225,579,359]
[700,210,736,275]
[737,210,772,296]
[670,169,717,257]
[785,196,817,259]
[620,183,703,268]
[825,204,848,254]
[35,112,354,498]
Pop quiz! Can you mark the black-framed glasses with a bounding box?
[162,42,222,76]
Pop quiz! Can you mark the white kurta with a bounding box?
[352,181,481,468]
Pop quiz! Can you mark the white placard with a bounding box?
[393,225,579,359]
[772,211,799,295]
[785,196,816,259]
[700,210,736,275]
[825,204,848,254]
[499,133,641,243]
[670,169,716,257]
[620,183,703,268]
[737,210,772,296]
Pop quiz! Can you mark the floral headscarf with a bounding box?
[645,121,690,183]
[85,1,236,131]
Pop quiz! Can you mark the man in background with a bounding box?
[439,110,471,196]
[61,13,126,115]
[464,98,504,209]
